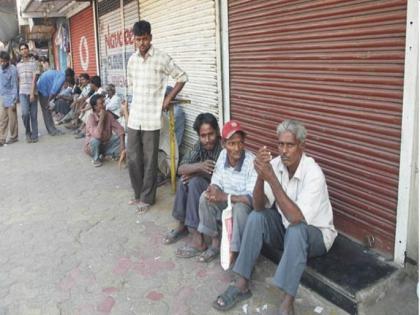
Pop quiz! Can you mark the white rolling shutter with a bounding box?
[98,0,139,98]
[139,0,221,150]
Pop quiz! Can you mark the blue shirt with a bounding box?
[37,70,65,97]
[0,64,18,107]
[211,149,257,202]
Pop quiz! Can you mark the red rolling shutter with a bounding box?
[69,6,97,76]
[228,0,407,255]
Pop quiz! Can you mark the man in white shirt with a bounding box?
[126,20,188,211]
[213,120,337,315]
[104,83,122,120]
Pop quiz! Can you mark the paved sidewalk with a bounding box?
[0,116,416,315]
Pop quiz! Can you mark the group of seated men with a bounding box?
[50,69,337,314]
[162,116,337,315]
[48,72,127,167]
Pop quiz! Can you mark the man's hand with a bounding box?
[118,149,126,170]
[30,94,35,103]
[254,158,276,183]
[256,146,272,163]
[205,185,227,203]
[200,160,216,175]
[162,96,171,112]
[99,108,106,120]
[181,174,190,185]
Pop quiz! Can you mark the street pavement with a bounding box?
[0,113,417,315]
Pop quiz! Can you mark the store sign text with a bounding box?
[105,28,134,49]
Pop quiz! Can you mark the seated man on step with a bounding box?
[163,113,222,245]
[212,119,337,315]
[176,120,257,264]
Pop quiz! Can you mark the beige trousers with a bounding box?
[0,97,18,143]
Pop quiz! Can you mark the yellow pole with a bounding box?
[169,106,176,193]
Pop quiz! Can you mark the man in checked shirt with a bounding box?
[126,20,188,212]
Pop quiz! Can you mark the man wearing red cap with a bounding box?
[176,120,257,264]
[213,119,336,315]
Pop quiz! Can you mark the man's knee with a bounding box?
[198,192,209,212]
[188,176,207,192]
[285,222,307,243]
[232,203,251,220]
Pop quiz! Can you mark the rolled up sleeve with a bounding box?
[165,57,188,83]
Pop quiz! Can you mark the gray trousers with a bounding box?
[127,128,160,204]
[172,176,210,229]
[197,193,252,252]
[38,93,59,135]
[233,208,326,297]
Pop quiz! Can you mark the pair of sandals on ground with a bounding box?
[163,228,251,312]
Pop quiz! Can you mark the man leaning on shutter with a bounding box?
[126,20,188,212]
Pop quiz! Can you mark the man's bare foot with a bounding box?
[128,199,140,205]
[279,294,295,315]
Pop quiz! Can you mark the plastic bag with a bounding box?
[220,194,233,270]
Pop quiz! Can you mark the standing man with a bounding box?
[213,120,337,314]
[126,20,188,212]
[37,68,75,136]
[0,51,18,146]
[17,43,39,143]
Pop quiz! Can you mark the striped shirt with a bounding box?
[126,46,188,131]
[179,139,223,166]
[211,149,257,200]
[16,58,38,95]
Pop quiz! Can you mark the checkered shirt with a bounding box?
[127,46,188,131]
[16,58,38,95]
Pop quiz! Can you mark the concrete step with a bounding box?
[263,234,401,315]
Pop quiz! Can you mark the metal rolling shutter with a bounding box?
[69,6,97,76]
[229,0,407,255]
[98,0,139,97]
[139,0,221,150]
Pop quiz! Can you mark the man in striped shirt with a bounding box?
[16,43,39,143]
[126,20,188,212]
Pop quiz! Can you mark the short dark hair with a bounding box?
[65,68,75,78]
[133,20,151,36]
[193,113,220,136]
[90,75,101,88]
[68,77,75,86]
[19,43,29,50]
[90,94,104,109]
[79,73,90,80]
[0,51,10,61]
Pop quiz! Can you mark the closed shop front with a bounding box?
[228,0,407,255]
[97,0,139,97]
[139,0,222,150]
[69,5,97,76]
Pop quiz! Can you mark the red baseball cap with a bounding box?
[222,120,245,140]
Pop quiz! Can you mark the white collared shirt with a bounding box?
[264,154,337,251]
[126,46,188,131]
